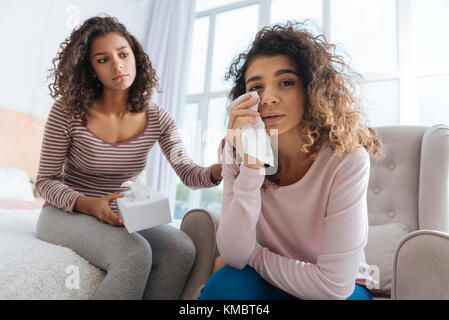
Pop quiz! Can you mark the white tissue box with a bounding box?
[117,187,172,233]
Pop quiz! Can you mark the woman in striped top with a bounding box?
[35,16,222,300]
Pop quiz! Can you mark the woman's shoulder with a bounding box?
[324,141,369,165]
[147,102,169,119]
[313,142,370,182]
[147,101,165,115]
[49,100,71,115]
[326,144,371,181]
[46,100,76,125]
[147,102,178,133]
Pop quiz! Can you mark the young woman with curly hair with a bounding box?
[199,22,383,300]
[35,16,222,300]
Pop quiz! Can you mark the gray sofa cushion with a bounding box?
[364,222,409,296]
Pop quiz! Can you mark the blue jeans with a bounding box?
[198,265,372,300]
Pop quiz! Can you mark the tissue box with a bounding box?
[117,187,172,233]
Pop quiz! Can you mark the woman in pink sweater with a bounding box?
[199,22,384,300]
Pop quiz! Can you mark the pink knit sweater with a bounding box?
[217,141,372,299]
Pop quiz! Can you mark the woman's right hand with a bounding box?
[226,94,264,169]
[75,192,125,227]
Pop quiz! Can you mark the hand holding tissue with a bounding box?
[117,174,172,233]
[226,91,274,167]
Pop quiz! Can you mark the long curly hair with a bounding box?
[226,22,383,184]
[48,16,159,125]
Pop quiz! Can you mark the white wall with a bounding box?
[0,0,153,118]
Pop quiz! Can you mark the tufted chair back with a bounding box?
[364,124,449,298]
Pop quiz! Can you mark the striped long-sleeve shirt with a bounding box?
[36,101,216,214]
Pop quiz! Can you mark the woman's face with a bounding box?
[244,54,305,136]
[89,32,137,91]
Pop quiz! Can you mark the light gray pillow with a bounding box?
[364,223,410,296]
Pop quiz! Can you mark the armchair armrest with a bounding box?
[180,209,220,300]
[392,230,449,299]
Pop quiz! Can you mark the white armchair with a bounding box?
[366,125,449,299]
[180,124,449,300]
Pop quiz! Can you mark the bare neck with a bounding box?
[276,126,310,171]
[95,88,130,118]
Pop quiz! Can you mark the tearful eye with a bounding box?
[249,85,262,92]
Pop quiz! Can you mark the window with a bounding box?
[271,0,322,32]
[414,0,449,125]
[174,0,449,220]
[210,5,259,91]
[418,75,449,127]
[174,0,262,219]
[328,0,399,126]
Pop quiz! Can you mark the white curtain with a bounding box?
[144,0,196,214]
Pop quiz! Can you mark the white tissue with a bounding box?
[120,173,150,201]
[226,91,274,166]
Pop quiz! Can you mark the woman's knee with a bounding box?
[346,284,373,300]
[140,225,196,267]
[199,265,263,300]
[173,229,196,267]
[110,234,153,271]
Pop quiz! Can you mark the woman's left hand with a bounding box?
[213,256,227,274]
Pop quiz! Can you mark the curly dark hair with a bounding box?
[225,21,384,186]
[48,15,159,125]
